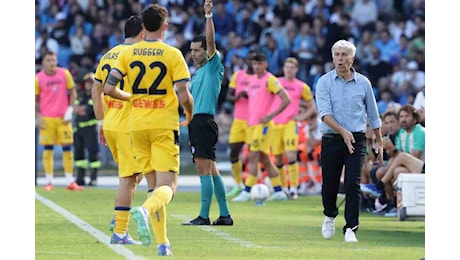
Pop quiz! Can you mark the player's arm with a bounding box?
[226,72,248,103]
[271,88,290,119]
[295,86,318,121]
[177,80,194,126]
[103,70,131,101]
[265,77,291,121]
[204,0,216,58]
[92,79,105,120]
[35,77,41,117]
[69,87,77,110]
[62,86,77,123]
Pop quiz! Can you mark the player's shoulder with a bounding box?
[267,72,279,81]
[56,66,71,74]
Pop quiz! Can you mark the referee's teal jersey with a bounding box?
[190,51,224,116]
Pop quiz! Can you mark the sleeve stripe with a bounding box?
[173,78,190,84]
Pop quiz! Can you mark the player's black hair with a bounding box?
[191,35,207,50]
[125,15,143,38]
[252,52,267,62]
[142,4,168,32]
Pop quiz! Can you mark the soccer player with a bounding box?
[182,0,232,226]
[232,52,291,202]
[225,52,255,198]
[73,72,101,186]
[103,4,194,256]
[271,57,317,200]
[92,15,145,245]
[35,50,83,191]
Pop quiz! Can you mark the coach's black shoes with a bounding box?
[212,215,233,226]
[182,216,210,225]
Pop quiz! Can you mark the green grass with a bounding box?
[35,187,425,260]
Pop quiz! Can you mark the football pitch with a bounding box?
[35,187,425,259]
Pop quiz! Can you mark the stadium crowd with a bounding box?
[35,0,425,112]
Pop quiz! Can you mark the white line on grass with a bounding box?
[35,192,145,260]
[172,214,280,249]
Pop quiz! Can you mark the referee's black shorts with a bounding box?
[188,113,218,161]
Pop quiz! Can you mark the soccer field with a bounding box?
[35,187,425,259]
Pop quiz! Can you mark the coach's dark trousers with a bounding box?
[321,133,366,234]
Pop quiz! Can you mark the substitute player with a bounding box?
[103,4,194,256]
[36,50,83,191]
[271,57,317,199]
[225,51,255,198]
[232,52,291,202]
[92,14,145,245]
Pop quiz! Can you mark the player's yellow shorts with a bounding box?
[104,129,141,178]
[130,129,180,174]
[271,120,299,155]
[39,117,73,145]
[248,121,274,154]
[229,118,249,144]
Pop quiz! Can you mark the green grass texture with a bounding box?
[36,187,424,260]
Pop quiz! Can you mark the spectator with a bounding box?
[413,87,425,126]
[70,25,91,57]
[273,0,291,23]
[281,19,298,53]
[225,34,250,68]
[213,1,236,47]
[68,12,93,37]
[292,21,317,82]
[374,29,399,64]
[365,47,393,87]
[112,0,131,21]
[407,27,425,62]
[258,15,286,49]
[322,13,355,62]
[351,0,378,31]
[377,89,396,115]
[235,9,260,47]
[355,30,375,71]
[395,104,425,160]
[35,29,59,61]
[89,23,109,60]
[259,33,289,76]
[311,0,331,21]
[404,60,425,91]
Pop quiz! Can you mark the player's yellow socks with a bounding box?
[269,176,282,189]
[62,150,74,174]
[288,161,299,189]
[245,174,258,188]
[151,206,169,245]
[143,185,173,216]
[231,160,243,185]
[114,208,130,235]
[276,164,287,188]
[43,150,54,175]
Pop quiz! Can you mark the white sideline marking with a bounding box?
[172,214,279,249]
[35,192,145,260]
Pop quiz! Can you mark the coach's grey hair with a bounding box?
[331,40,356,58]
